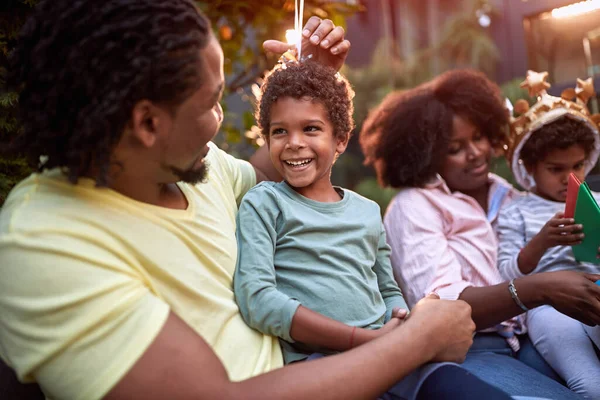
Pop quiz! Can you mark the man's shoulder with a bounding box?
[203,142,232,181]
[202,142,256,199]
[1,172,77,234]
[205,141,251,175]
[0,171,144,239]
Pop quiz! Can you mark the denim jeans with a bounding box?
[308,353,512,400]
[461,333,581,399]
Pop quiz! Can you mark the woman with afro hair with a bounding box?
[360,69,600,399]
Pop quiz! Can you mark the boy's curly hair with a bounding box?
[360,69,508,188]
[519,116,597,168]
[256,62,355,140]
[6,0,210,186]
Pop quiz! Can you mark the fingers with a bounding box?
[577,298,600,326]
[549,233,584,245]
[262,40,293,55]
[303,17,336,47]
[330,39,350,56]
[425,292,440,300]
[431,302,474,363]
[301,16,322,38]
[549,234,583,246]
[548,217,577,227]
[303,17,348,51]
[583,273,600,284]
[555,273,600,326]
[548,222,584,245]
[391,308,408,319]
[584,295,600,326]
[318,26,345,49]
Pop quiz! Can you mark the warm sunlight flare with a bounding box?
[551,0,600,18]
[286,29,299,45]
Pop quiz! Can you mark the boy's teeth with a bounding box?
[286,159,311,166]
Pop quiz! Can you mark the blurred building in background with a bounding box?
[345,0,600,99]
[338,0,600,197]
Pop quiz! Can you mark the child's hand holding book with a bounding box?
[538,212,584,249]
[518,212,584,275]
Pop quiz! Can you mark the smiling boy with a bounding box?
[233,62,510,400]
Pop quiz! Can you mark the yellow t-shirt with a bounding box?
[0,142,283,400]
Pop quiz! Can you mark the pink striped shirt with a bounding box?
[384,174,524,346]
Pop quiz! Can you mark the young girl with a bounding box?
[234,61,511,400]
[497,72,600,398]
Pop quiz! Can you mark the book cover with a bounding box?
[572,182,600,264]
[564,173,582,218]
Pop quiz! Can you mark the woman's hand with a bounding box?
[536,271,600,326]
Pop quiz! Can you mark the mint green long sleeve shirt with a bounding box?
[234,181,408,363]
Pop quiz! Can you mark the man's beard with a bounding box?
[169,159,209,185]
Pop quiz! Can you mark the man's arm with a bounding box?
[459,271,600,329]
[249,145,281,183]
[105,297,475,400]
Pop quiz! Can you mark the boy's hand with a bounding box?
[374,308,408,338]
[536,212,584,249]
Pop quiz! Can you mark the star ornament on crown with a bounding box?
[505,70,600,190]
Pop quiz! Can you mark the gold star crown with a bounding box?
[505,70,600,189]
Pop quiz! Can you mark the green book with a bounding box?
[573,182,600,264]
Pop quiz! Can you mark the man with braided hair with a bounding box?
[0,1,475,399]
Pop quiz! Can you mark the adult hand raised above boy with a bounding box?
[263,16,351,72]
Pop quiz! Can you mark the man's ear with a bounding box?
[128,100,169,148]
[336,132,350,155]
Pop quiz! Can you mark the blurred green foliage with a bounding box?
[0,0,38,205]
